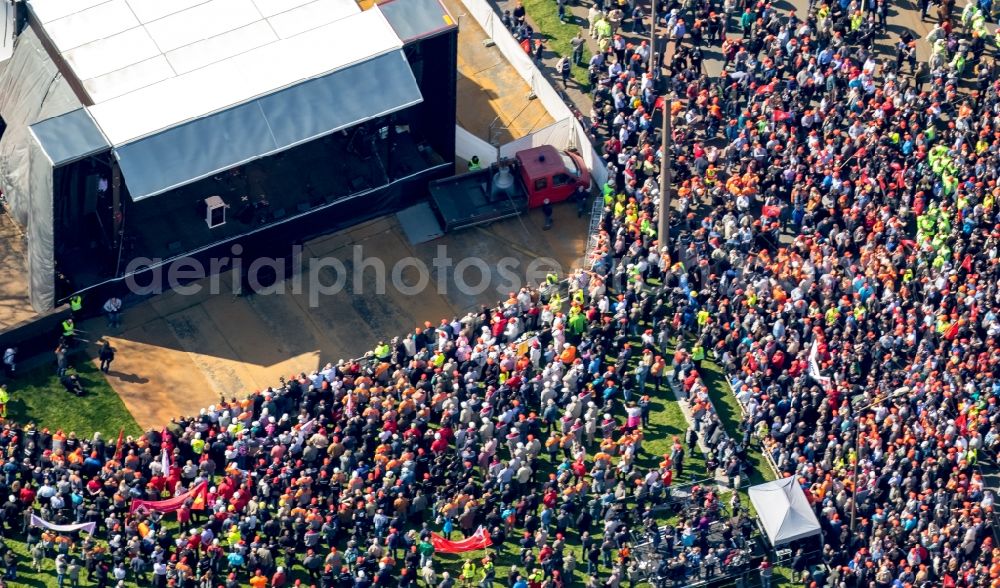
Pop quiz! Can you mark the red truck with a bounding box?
[429,145,590,231]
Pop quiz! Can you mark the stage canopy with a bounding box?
[29,108,110,166]
[115,50,422,201]
[0,0,430,312]
[24,0,423,199]
[748,477,822,546]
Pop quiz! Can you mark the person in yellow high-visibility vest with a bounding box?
[69,295,83,319]
[0,385,8,418]
[549,292,563,314]
[691,342,705,369]
[696,309,710,332]
[480,556,495,588]
[61,318,76,345]
[460,559,477,587]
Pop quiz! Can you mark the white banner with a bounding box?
[30,514,96,535]
[808,340,831,389]
[499,118,574,159]
[456,125,499,167]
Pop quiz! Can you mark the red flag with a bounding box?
[130,482,208,516]
[961,254,972,272]
[755,82,775,95]
[430,527,493,554]
[190,483,208,511]
[113,428,124,462]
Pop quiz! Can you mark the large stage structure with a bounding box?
[0,0,458,312]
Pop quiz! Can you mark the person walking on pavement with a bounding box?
[588,6,603,37]
[103,296,122,329]
[99,340,116,374]
[557,55,571,86]
[571,30,586,65]
[542,199,554,230]
[574,184,588,217]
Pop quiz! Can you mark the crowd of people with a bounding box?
[0,0,999,586]
[0,260,761,588]
[633,485,758,585]
[576,0,1000,584]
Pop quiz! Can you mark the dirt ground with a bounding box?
[440,0,556,142]
[85,205,589,430]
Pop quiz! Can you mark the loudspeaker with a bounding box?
[204,195,226,228]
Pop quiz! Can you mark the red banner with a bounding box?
[130,482,208,515]
[430,527,493,554]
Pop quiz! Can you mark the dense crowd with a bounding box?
[579,0,1000,585]
[0,269,756,588]
[1,0,999,586]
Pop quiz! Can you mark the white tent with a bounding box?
[748,477,822,546]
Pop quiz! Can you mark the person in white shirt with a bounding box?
[103,296,123,328]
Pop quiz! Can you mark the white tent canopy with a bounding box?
[23,0,423,201]
[27,0,403,144]
[748,477,822,546]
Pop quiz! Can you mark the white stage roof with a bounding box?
[27,0,403,145]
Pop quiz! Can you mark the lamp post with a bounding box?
[657,97,671,257]
[648,0,656,76]
[849,387,910,536]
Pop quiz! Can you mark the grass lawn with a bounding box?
[5,354,142,440]
[520,0,591,89]
[0,339,785,587]
[698,359,776,486]
[0,352,142,588]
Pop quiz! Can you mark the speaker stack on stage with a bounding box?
[203,195,227,228]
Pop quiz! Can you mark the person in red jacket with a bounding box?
[271,566,288,587]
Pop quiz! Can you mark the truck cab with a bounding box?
[516,145,591,208]
[427,144,591,232]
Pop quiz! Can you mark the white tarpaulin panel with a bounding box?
[115,50,422,201]
[42,0,139,51]
[0,28,80,312]
[28,0,111,24]
[455,125,497,167]
[63,26,162,81]
[86,7,401,144]
[125,0,211,22]
[163,21,276,76]
[251,0,316,17]
[82,56,175,103]
[748,477,822,546]
[143,0,261,53]
[267,0,360,38]
[27,0,391,143]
